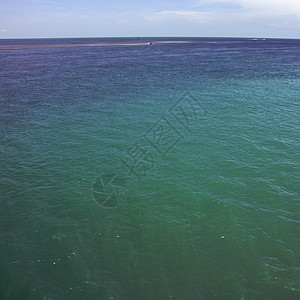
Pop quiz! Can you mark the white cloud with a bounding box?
[31,0,58,4]
[148,0,300,28]
[145,10,215,23]
[240,0,300,11]
[160,10,213,21]
[143,1,300,38]
[193,0,300,14]
[1,29,7,32]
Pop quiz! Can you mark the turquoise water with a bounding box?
[0,38,299,299]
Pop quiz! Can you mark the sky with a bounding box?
[0,0,300,38]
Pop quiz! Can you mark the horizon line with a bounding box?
[0,35,300,40]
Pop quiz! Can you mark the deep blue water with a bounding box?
[0,37,299,299]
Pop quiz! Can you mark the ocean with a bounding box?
[0,37,299,299]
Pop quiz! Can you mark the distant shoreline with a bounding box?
[0,40,191,50]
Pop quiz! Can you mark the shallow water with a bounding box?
[0,37,299,299]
